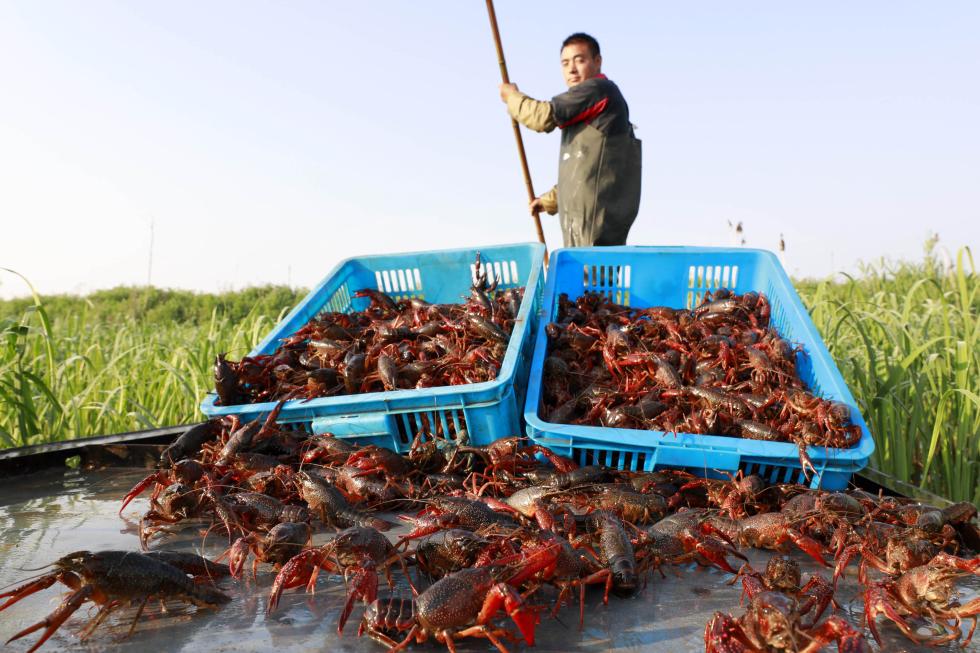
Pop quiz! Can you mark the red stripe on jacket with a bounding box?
[556,73,609,129]
[558,97,608,129]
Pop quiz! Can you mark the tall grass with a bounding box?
[0,275,304,447]
[798,247,978,504]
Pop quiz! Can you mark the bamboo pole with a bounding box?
[485,0,549,263]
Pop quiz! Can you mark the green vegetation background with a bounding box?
[1,248,976,503]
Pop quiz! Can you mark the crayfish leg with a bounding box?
[336,559,378,634]
[124,597,150,639]
[963,615,978,648]
[930,551,980,575]
[383,550,418,596]
[796,444,818,483]
[864,584,933,646]
[797,574,836,625]
[452,624,512,653]
[78,600,120,640]
[389,624,422,653]
[704,611,753,653]
[474,583,534,647]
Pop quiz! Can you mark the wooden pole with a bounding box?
[485,0,549,263]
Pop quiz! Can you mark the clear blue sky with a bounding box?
[1,1,977,298]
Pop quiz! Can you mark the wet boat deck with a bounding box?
[0,466,977,652]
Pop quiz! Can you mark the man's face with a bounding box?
[560,42,601,88]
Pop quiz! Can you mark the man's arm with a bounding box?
[497,85,558,216]
[500,84,557,133]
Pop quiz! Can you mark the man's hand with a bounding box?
[499,82,519,103]
[529,197,545,216]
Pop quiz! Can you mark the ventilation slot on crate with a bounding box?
[574,447,597,468]
[798,356,817,393]
[686,264,739,309]
[395,409,466,446]
[471,259,520,289]
[765,281,791,336]
[765,465,781,482]
[583,264,631,305]
[433,409,466,441]
[570,446,643,470]
[376,268,423,300]
[606,450,620,469]
[634,451,648,471]
[326,285,353,314]
[280,420,312,434]
[620,451,636,471]
[395,414,413,445]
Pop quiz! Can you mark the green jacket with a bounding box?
[507,74,641,247]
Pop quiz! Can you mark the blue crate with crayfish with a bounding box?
[523,246,875,490]
[201,243,545,452]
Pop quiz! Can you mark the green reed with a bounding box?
[798,247,978,503]
[0,274,303,448]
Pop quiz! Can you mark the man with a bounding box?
[499,33,641,247]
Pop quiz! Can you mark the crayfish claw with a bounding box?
[6,585,93,653]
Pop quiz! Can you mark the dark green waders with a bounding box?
[557,123,641,247]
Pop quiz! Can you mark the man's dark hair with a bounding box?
[561,33,600,58]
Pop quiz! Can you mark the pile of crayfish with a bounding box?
[213,254,523,406]
[3,415,979,652]
[540,289,864,477]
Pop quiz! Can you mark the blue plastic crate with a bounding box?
[524,246,875,490]
[201,243,545,451]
